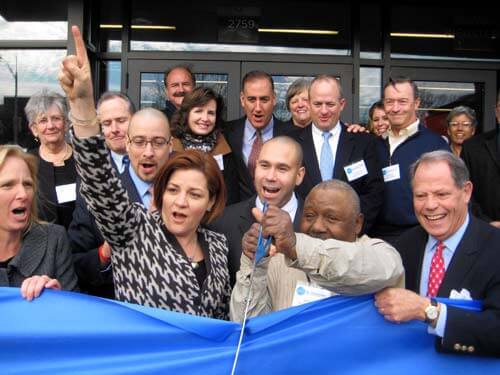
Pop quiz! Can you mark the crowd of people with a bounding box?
[1,25,499,357]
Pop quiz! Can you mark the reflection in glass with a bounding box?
[130,41,349,56]
[102,61,121,92]
[416,81,482,135]
[140,73,229,120]
[271,75,314,122]
[0,49,66,146]
[360,4,382,60]
[359,68,382,125]
[390,5,500,61]
[0,15,66,40]
[129,1,351,55]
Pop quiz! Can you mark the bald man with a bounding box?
[69,107,171,298]
[210,136,305,286]
[230,179,404,321]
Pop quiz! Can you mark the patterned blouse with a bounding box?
[72,135,230,319]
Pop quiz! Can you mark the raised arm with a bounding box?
[58,25,98,138]
[58,25,138,251]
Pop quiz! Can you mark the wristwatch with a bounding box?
[424,299,440,324]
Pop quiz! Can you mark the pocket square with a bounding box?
[449,288,472,300]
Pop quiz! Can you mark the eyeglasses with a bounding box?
[128,136,171,149]
[449,121,473,128]
[36,115,65,126]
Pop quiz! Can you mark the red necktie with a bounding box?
[247,130,263,179]
[427,241,445,297]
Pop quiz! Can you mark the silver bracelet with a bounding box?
[68,111,99,127]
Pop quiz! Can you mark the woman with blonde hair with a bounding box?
[0,145,78,299]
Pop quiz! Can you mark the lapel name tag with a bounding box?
[55,183,77,204]
[291,281,333,307]
[382,164,400,182]
[344,160,368,182]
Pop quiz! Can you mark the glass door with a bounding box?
[389,68,496,134]
[127,60,241,121]
[241,62,354,123]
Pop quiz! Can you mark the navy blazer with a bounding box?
[396,217,500,356]
[68,163,142,298]
[296,123,384,233]
[209,195,304,287]
[224,116,300,202]
[461,129,500,221]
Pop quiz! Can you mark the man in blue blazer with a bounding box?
[224,71,300,203]
[296,75,384,233]
[375,150,500,357]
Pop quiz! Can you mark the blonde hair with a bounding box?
[0,145,40,231]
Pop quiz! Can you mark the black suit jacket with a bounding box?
[209,195,304,287]
[296,123,384,233]
[461,129,500,221]
[396,217,500,356]
[68,164,142,298]
[224,116,300,202]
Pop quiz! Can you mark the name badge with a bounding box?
[382,164,400,182]
[291,281,333,307]
[213,154,224,171]
[344,160,368,182]
[55,183,76,204]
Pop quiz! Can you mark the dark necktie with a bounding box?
[248,130,263,178]
[121,155,130,174]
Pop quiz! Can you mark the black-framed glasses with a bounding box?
[128,136,171,149]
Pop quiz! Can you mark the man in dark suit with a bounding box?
[224,71,299,202]
[461,91,500,227]
[69,98,172,298]
[296,74,384,233]
[375,150,500,357]
[210,136,305,285]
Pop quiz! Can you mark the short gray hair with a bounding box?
[446,106,477,127]
[285,78,311,110]
[310,179,361,217]
[24,90,68,125]
[410,150,470,188]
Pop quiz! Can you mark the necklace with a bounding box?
[40,143,71,166]
[184,239,200,269]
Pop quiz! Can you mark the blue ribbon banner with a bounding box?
[1,287,497,374]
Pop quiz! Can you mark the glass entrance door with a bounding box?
[127,60,241,121]
[389,67,496,134]
[128,60,354,123]
[241,62,354,123]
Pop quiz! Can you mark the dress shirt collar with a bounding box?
[244,116,274,143]
[387,119,419,139]
[255,193,298,222]
[110,150,128,174]
[425,213,470,256]
[312,121,342,139]
[128,164,152,205]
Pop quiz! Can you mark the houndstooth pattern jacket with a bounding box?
[72,134,230,319]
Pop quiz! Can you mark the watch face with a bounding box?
[425,305,438,320]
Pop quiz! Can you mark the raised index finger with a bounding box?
[71,25,88,67]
